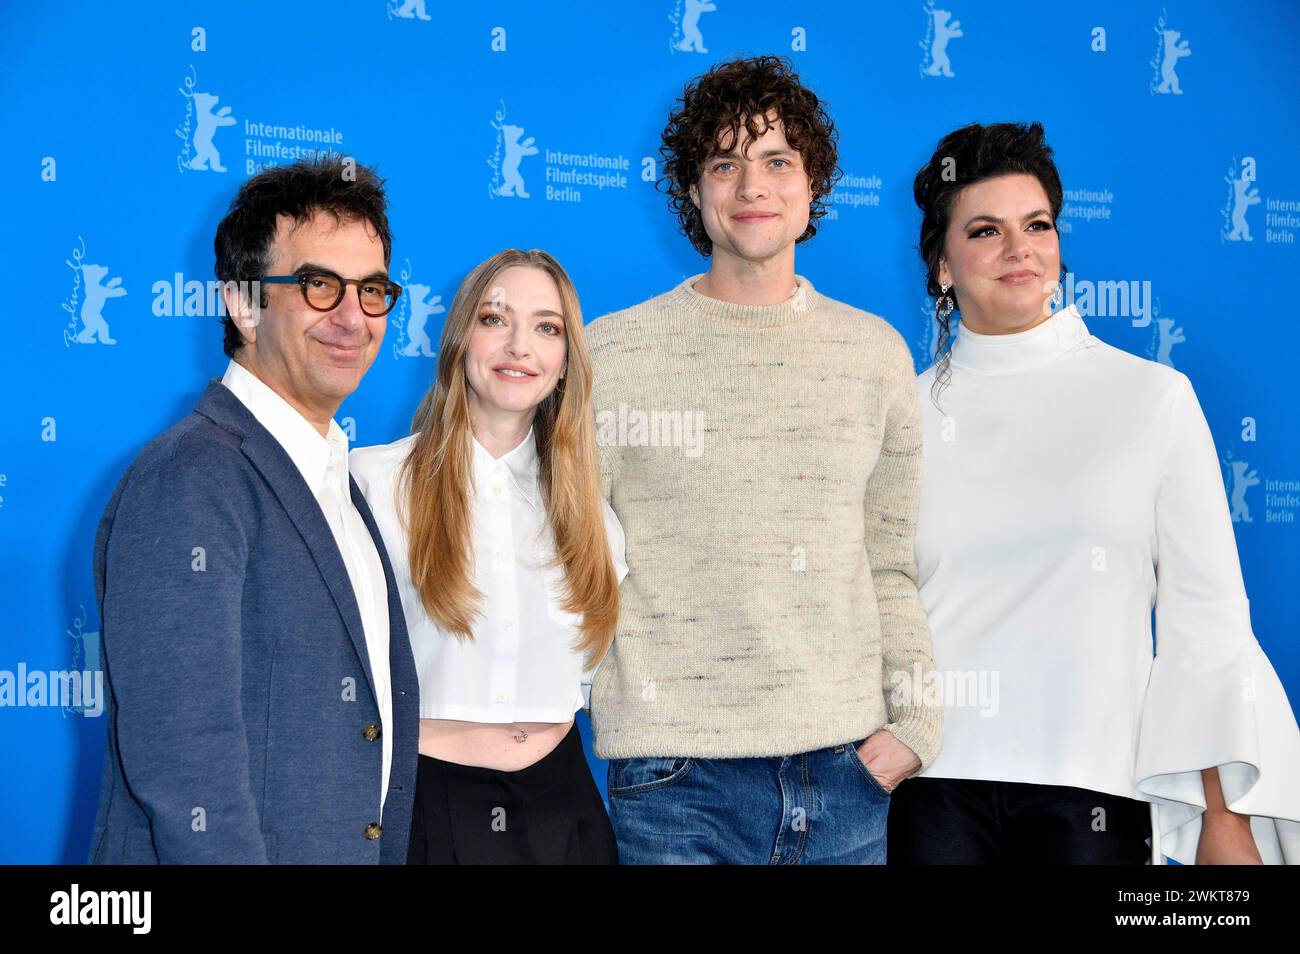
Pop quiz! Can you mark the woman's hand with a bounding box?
[855,730,922,793]
[1196,766,1262,864]
[1196,811,1262,864]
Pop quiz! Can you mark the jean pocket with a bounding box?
[607,756,694,797]
[844,739,892,798]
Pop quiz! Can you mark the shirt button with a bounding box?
[364,823,382,840]
[503,620,513,631]
[491,485,503,496]
[363,724,381,742]
[494,550,505,561]
[497,693,506,703]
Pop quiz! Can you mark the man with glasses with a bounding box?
[87,155,418,863]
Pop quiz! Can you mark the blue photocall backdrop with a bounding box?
[2,0,1296,863]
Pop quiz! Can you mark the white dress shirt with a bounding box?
[350,426,628,723]
[220,360,393,816]
[913,304,1300,864]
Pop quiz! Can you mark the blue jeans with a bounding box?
[606,736,891,864]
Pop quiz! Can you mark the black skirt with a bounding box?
[407,720,617,864]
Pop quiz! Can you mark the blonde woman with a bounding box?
[350,249,626,864]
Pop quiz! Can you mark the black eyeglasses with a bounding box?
[261,268,403,317]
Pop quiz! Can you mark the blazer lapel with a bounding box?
[193,380,378,702]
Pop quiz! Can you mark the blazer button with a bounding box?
[363,724,381,742]
[364,823,382,840]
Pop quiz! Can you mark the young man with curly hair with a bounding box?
[585,55,942,864]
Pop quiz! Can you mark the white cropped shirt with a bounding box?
[350,427,628,724]
[914,304,1300,864]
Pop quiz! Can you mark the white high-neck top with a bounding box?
[914,304,1300,864]
[350,427,627,723]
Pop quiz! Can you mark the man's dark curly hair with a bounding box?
[659,55,840,257]
[214,154,392,358]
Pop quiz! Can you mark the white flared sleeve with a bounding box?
[581,498,629,710]
[1135,374,1300,864]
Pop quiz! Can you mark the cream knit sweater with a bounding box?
[586,273,943,767]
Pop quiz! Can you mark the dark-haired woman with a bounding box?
[351,249,626,864]
[887,122,1300,864]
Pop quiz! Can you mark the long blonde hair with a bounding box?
[399,249,618,668]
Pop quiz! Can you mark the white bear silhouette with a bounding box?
[674,0,716,53]
[399,284,446,357]
[1225,172,1261,241]
[496,124,538,198]
[1155,29,1191,94]
[1154,317,1185,368]
[188,91,235,172]
[391,0,431,20]
[925,9,963,77]
[73,263,126,345]
[1229,460,1259,523]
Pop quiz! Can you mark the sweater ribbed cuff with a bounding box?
[882,705,944,775]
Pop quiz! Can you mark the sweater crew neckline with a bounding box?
[671,273,819,328]
[949,303,1091,373]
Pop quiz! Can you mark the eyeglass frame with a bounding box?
[259,266,404,317]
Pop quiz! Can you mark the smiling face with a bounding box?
[938,173,1061,334]
[463,265,567,431]
[231,211,389,431]
[688,111,812,269]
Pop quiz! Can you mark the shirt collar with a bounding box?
[220,359,350,499]
[949,303,1091,373]
[471,425,540,508]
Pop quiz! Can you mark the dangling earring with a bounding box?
[1050,282,1064,311]
[936,281,955,319]
[555,374,566,395]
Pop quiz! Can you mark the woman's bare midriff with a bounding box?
[418,717,574,771]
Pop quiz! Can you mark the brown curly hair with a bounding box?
[659,55,840,257]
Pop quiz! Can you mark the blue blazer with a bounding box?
[87,380,419,863]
